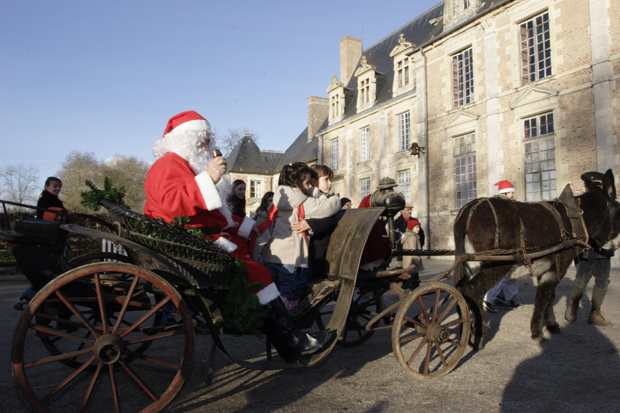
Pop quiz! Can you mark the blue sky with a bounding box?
[1,0,440,190]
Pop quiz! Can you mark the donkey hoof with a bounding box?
[531,332,544,342]
[546,324,561,334]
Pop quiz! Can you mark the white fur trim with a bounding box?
[213,237,238,253]
[172,119,211,136]
[237,216,255,239]
[195,171,222,211]
[256,282,280,305]
[499,188,515,194]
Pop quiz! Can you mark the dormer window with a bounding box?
[390,34,416,97]
[327,74,346,124]
[354,56,377,111]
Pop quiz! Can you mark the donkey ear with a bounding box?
[602,169,617,200]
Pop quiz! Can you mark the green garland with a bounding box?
[131,214,268,336]
[80,177,126,211]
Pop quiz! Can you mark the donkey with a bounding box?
[453,170,620,349]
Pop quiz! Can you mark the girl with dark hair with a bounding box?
[257,162,341,310]
[252,191,274,225]
[227,179,247,218]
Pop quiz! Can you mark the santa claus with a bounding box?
[144,110,330,361]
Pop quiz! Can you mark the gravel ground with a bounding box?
[1,259,619,413]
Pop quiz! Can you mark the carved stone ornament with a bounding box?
[327,74,345,93]
[354,55,376,77]
[389,34,416,57]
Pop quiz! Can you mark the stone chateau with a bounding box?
[229,0,619,265]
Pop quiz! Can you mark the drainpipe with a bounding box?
[420,46,430,250]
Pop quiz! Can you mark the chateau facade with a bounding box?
[316,0,619,261]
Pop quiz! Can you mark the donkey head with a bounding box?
[580,169,620,251]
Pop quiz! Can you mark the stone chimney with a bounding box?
[307,96,328,142]
[340,36,363,84]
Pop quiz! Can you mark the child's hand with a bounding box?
[291,219,311,233]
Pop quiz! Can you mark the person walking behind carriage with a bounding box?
[256,162,341,310]
[483,180,523,312]
[565,171,614,327]
[144,110,330,361]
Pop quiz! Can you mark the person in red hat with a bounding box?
[483,180,522,312]
[401,219,423,271]
[144,110,330,361]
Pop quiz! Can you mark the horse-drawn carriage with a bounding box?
[3,169,619,413]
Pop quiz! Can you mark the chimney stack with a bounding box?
[340,36,363,85]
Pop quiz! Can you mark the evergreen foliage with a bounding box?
[80,177,126,211]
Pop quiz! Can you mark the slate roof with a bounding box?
[274,127,319,171]
[227,135,283,175]
[333,2,444,127]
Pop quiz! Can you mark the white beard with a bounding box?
[152,129,237,229]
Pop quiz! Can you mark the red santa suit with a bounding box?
[144,113,278,305]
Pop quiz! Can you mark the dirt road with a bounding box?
[2,260,619,412]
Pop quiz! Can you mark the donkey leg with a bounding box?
[531,276,559,340]
[543,287,561,334]
[460,274,491,350]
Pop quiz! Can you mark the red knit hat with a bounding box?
[407,219,421,230]
[163,110,211,137]
[495,180,515,194]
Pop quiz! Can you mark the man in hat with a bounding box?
[144,110,330,360]
[565,171,613,327]
[394,203,425,247]
[483,180,523,313]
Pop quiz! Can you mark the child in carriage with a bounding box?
[256,162,341,310]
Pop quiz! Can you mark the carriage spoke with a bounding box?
[24,347,94,368]
[407,337,428,366]
[432,289,441,322]
[119,360,159,402]
[434,342,449,367]
[109,364,121,413]
[399,332,425,345]
[424,341,432,375]
[81,362,104,412]
[93,273,110,335]
[29,323,94,345]
[436,294,458,324]
[55,290,101,338]
[41,355,97,403]
[417,296,431,323]
[120,295,171,339]
[127,328,186,345]
[403,315,426,329]
[124,349,182,370]
[111,274,141,335]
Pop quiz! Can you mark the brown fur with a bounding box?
[454,170,620,348]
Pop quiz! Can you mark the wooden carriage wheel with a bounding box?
[391,282,470,380]
[317,289,384,347]
[11,262,194,413]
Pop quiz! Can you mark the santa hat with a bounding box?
[163,110,211,137]
[407,219,421,230]
[495,180,515,194]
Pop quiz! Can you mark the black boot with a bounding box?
[265,297,331,362]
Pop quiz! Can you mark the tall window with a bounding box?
[397,58,410,89]
[520,12,551,84]
[524,112,556,201]
[454,133,477,209]
[398,170,411,203]
[360,78,370,105]
[398,112,410,152]
[452,47,474,107]
[250,180,262,199]
[331,139,339,170]
[330,94,341,120]
[360,178,371,199]
[360,127,370,161]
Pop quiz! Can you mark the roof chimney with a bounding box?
[307,96,328,142]
[340,36,363,84]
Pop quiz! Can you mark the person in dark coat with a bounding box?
[36,177,65,220]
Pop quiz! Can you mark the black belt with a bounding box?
[199,227,221,236]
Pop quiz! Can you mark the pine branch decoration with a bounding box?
[80,177,127,211]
